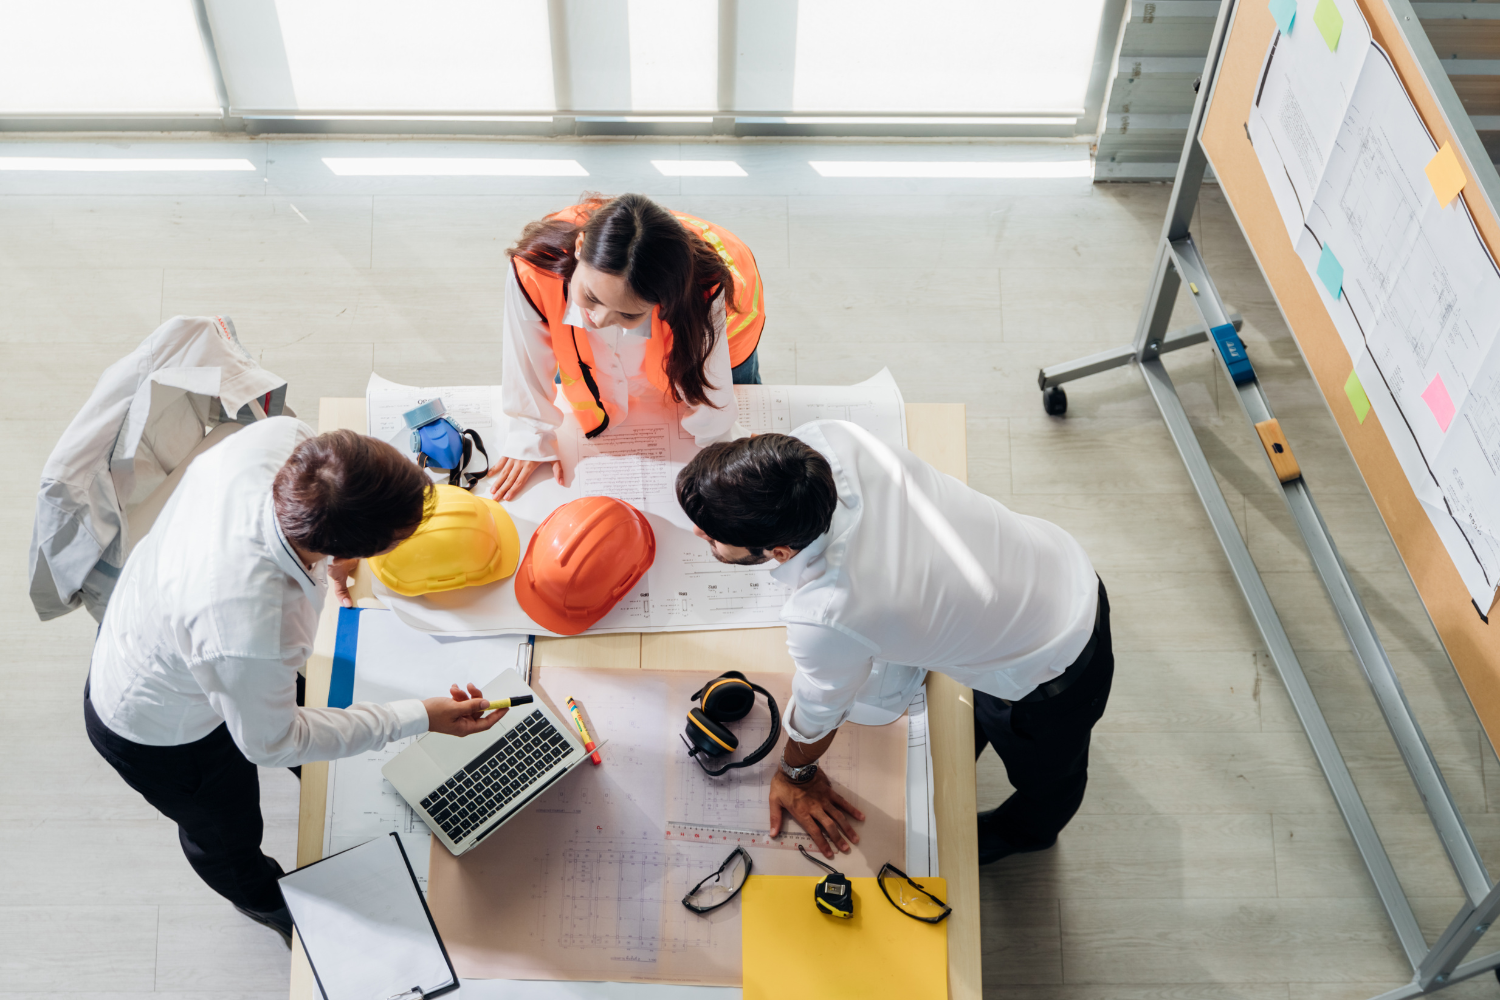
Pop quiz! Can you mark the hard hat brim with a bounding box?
[480,496,522,584]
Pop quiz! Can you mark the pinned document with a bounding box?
[1425,142,1466,208]
[1314,0,1343,50]
[1317,243,1344,299]
[1269,0,1297,35]
[1345,369,1371,424]
[1422,374,1457,433]
[742,876,947,1000]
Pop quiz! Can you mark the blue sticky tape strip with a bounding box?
[1210,323,1256,384]
[328,606,361,709]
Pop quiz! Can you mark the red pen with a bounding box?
[566,697,602,765]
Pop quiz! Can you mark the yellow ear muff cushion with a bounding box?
[687,708,738,753]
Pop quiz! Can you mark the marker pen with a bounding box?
[486,695,534,710]
[566,697,603,765]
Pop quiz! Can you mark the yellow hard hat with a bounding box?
[369,484,520,596]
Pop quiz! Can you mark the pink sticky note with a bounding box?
[1422,374,1456,432]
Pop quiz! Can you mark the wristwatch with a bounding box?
[779,755,819,784]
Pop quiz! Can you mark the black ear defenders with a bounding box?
[681,671,782,776]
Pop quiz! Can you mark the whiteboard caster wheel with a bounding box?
[1042,385,1068,417]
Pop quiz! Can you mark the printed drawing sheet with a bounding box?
[366,370,907,636]
[322,610,529,892]
[425,667,908,986]
[1246,1,1500,609]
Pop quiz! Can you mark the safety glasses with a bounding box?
[877,862,952,923]
[681,845,753,914]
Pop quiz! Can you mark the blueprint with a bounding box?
[424,667,908,985]
[1247,7,1500,609]
[1247,0,1373,242]
[366,375,502,455]
[368,370,908,636]
[321,609,530,892]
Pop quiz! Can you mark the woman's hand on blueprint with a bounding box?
[487,457,563,501]
[770,769,866,859]
[424,683,508,737]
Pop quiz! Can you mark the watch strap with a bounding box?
[779,755,819,784]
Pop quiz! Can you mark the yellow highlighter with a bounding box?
[567,697,603,765]
[486,694,534,710]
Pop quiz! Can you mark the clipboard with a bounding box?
[280,832,458,1000]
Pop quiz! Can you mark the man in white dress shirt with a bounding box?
[675,422,1112,863]
[87,417,508,944]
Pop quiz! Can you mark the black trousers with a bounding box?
[973,581,1114,850]
[84,680,286,913]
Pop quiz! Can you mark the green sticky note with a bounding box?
[1344,369,1371,424]
[1314,0,1343,51]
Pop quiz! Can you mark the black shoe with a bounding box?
[235,904,294,948]
[977,808,1057,865]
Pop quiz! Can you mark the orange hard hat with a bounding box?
[514,496,656,635]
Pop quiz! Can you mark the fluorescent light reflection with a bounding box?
[809,160,1093,179]
[0,157,256,172]
[284,115,553,122]
[652,160,747,177]
[322,157,588,176]
[777,116,1077,125]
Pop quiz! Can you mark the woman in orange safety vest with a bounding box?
[487,193,765,501]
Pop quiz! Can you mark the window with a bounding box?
[0,0,218,115]
[210,0,555,114]
[0,0,1115,131]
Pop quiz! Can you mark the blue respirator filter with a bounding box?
[404,398,465,470]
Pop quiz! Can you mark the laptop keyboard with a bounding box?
[418,710,573,843]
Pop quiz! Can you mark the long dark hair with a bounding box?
[507,193,736,407]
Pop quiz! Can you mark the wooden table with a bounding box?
[291,397,981,1000]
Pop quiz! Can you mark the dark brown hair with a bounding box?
[508,193,737,407]
[272,431,434,559]
[676,434,837,552]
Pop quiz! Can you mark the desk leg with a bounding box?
[290,931,319,1000]
[927,672,981,1000]
[291,651,335,999]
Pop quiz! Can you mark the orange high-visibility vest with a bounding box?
[510,203,764,437]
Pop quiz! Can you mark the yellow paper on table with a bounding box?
[742,876,948,1000]
[1425,141,1466,208]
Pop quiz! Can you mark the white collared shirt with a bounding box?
[773,421,1100,743]
[88,417,428,767]
[500,264,739,462]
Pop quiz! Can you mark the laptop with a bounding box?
[383,668,592,856]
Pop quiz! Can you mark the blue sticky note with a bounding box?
[1317,243,1343,299]
[1269,0,1296,34]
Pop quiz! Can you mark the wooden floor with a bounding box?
[3,137,1498,999]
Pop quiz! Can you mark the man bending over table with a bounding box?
[86,417,507,945]
[675,422,1113,863]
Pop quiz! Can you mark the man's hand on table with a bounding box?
[425,683,509,737]
[329,557,360,608]
[770,769,866,859]
[487,457,563,502]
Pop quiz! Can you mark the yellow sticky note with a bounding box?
[1425,141,1466,208]
[742,876,948,1000]
[1314,0,1343,50]
[1345,369,1371,424]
